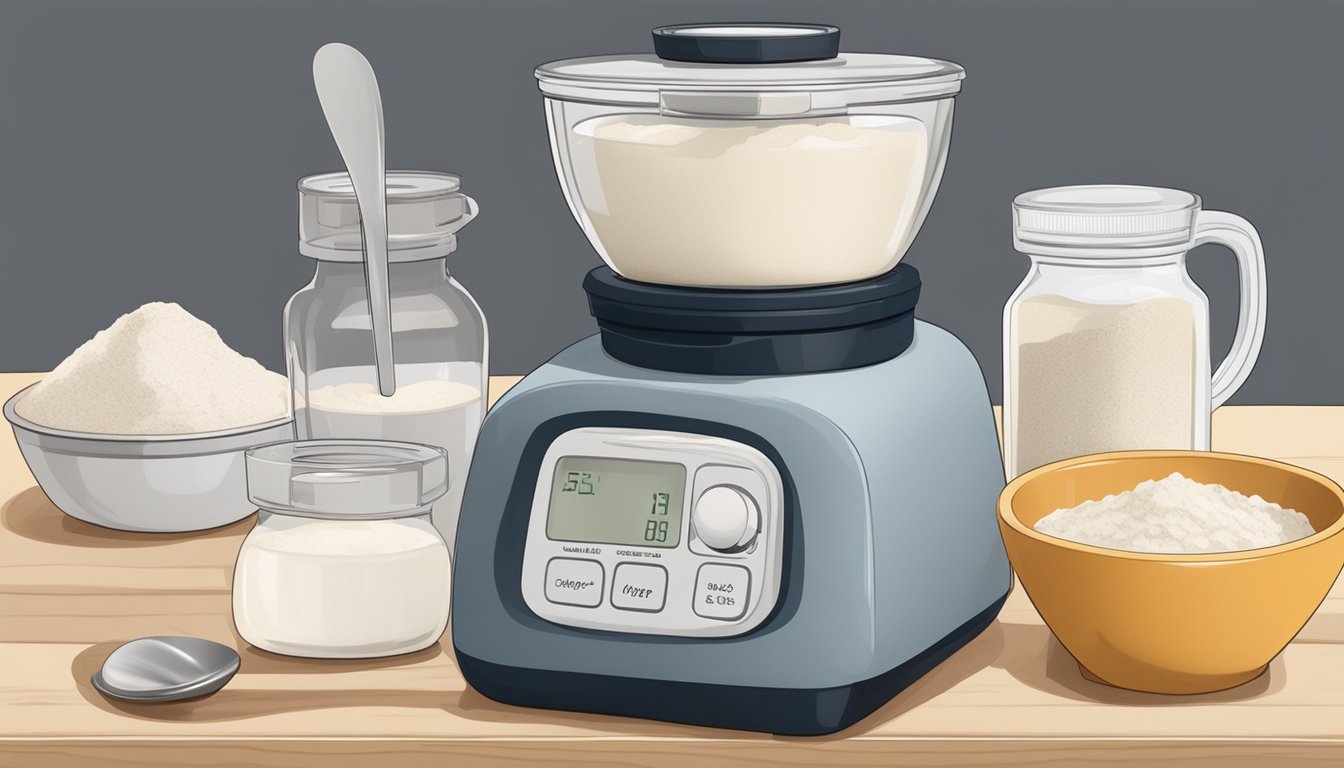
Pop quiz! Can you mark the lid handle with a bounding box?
[652,23,840,64]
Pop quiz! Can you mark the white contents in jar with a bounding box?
[579,116,929,287]
[16,302,288,434]
[1010,296,1196,477]
[300,378,483,556]
[1034,472,1315,554]
[232,517,451,658]
[305,379,480,414]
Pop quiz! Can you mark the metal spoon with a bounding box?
[92,636,240,703]
[312,43,398,396]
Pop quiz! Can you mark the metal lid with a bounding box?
[1013,185,1201,255]
[298,171,478,262]
[245,440,449,520]
[535,24,963,116]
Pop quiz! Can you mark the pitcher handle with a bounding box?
[1197,210,1267,408]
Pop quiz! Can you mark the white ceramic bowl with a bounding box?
[4,384,294,533]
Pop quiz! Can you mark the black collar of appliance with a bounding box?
[583,265,921,376]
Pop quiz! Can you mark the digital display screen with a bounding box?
[546,456,686,548]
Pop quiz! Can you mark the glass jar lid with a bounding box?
[1013,185,1202,255]
[245,440,448,520]
[534,24,964,117]
[298,171,478,262]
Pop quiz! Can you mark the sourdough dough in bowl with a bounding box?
[578,115,930,287]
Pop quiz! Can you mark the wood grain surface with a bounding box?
[2,372,1343,766]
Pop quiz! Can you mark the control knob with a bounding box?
[692,485,759,553]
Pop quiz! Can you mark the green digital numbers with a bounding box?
[643,519,669,543]
[561,472,596,495]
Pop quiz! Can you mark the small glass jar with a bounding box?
[285,171,486,556]
[1003,185,1266,479]
[233,440,451,659]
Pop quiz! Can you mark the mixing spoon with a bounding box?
[92,636,241,703]
[312,43,398,396]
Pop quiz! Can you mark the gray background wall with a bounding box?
[1,0,1340,403]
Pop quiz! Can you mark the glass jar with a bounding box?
[1003,185,1267,479]
[285,171,486,555]
[233,440,451,659]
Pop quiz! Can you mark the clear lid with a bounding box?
[298,171,478,262]
[535,24,963,117]
[1013,185,1202,254]
[245,440,449,520]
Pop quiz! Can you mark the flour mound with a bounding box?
[16,302,289,434]
[1034,472,1315,554]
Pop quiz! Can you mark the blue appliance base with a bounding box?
[455,591,1008,736]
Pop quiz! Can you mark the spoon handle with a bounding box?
[313,43,397,396]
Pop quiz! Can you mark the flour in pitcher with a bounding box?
[1010,296,1196,476]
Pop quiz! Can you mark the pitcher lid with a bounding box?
[1013,185,1201,255]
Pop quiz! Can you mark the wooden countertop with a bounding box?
[3,371,1344,766]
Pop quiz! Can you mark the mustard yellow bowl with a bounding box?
[998,450,1344,694]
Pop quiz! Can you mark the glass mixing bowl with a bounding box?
[535,24,964,289]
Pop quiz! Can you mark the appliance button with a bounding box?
[544,557,604,608]
[611,563,668,612]
[692,485,760,552]
[693,563,751,620]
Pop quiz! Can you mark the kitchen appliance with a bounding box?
[1003,185,1267,478]
[452,24,1011,735]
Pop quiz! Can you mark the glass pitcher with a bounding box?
[1003,185,1266,479]
[285,171,487,554]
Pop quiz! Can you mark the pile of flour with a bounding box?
[16,302,288,434]
[1034,472,1315,554]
